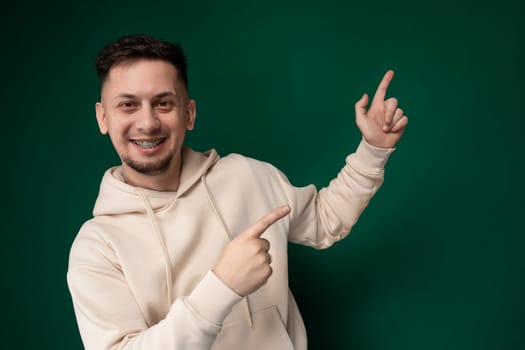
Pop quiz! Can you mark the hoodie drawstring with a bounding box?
[134,179,254,328]
[202,174,254,328]
[135,189,174,310]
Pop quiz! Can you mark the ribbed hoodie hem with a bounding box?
[187,270,243,325]
[352,138,395,172]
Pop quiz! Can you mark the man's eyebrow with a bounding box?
[115,93,137,99]
[154,91,178,99]
[114,92,178,99]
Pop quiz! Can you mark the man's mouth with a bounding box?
[131,138,167,149]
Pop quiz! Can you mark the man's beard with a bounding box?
[123,154,173,176]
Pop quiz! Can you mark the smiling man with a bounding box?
[95,51,196,191]
[67,34,408,350]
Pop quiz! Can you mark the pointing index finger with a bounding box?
[371,70,394,105]
[244,205,291,239]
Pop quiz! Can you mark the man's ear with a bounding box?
[186,99,196,131]
[95,102,108,134]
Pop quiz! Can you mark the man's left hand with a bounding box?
[354,70,408,149]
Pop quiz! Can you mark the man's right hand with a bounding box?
[213,205,291,297]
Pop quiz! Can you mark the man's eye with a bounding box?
[119,102,136,108]
[157,101,175,110]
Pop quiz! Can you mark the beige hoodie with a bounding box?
[67,139,394,349]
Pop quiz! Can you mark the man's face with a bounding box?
[96,59,195,179]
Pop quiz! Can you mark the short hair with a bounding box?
[95,34,188,91]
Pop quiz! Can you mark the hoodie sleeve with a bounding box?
[67,228,242,350]
[270,138,395,249]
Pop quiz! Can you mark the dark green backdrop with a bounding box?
[2,0,523,349]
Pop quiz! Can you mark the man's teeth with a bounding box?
[133,139,163,149]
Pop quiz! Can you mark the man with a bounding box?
[67,34,408,349]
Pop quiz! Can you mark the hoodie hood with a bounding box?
[93,147,220,216]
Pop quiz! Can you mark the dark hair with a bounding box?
[95,34,188,90]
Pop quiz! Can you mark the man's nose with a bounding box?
[136,106,160,132]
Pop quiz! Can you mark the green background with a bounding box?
[2,0,524,348]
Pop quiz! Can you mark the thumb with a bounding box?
[240,205,291,239]
[354,93,368,120]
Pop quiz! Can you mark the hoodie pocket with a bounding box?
[211,305,294,350]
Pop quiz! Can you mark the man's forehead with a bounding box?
[101,59,184,97]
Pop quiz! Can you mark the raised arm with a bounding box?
[280,70,408,248]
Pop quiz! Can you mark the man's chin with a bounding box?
[123,157,173,176]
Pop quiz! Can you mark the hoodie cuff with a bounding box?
[187,270,243,325]
[351,138,395,172]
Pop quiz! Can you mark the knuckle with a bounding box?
[261,214,273,224]
[245,242,256,253]
[267,265,273,277]
[260,266,272,281]
[257,254,271,267]
[255,220,269,232]
[246,240,259,254]
[260,238,270,248]
[387,97,398,107]
[261,219,273,230]
[254,240,266,253]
